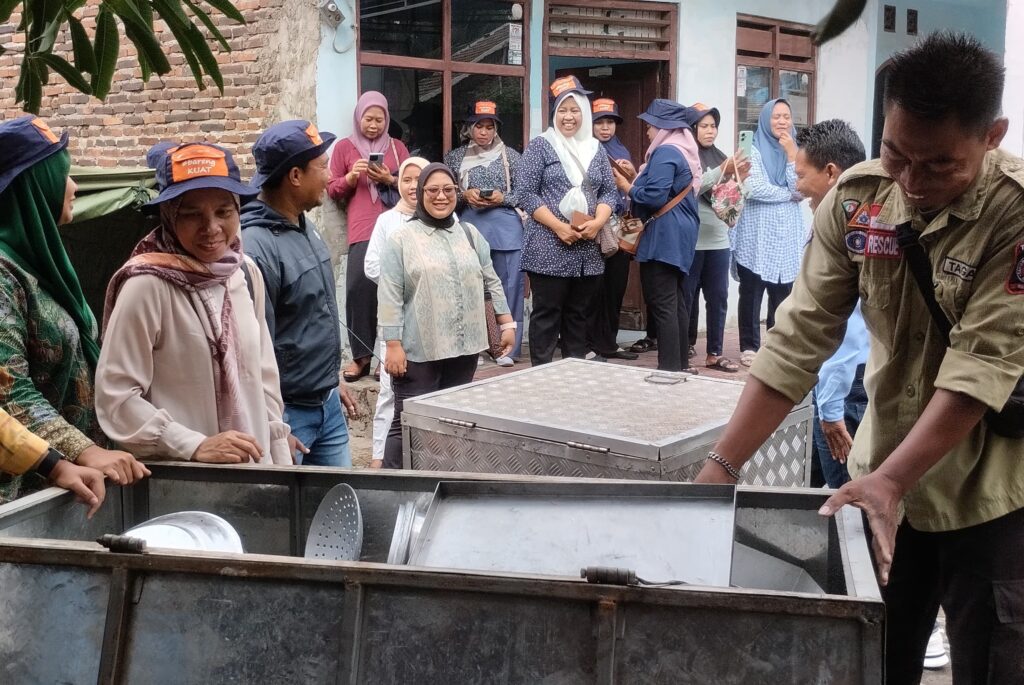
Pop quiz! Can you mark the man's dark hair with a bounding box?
[884,31,1004,134]
[261,155,317,191]
[796,119,866,172]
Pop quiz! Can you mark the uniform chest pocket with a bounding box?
[859,276,896,351]
[933,277,971,325]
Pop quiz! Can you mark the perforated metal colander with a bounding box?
[304,483,363,561]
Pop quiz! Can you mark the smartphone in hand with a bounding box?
[368,152,385,166]
[479,188,495,199]
[738,130,753,159]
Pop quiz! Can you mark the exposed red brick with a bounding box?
[1,0,294,176]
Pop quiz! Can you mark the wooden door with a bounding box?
[555,61,665,330]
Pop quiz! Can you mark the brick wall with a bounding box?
[0,0,318,175]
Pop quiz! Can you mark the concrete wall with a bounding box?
[1002,0,1024,156]
[873,0,1006,71]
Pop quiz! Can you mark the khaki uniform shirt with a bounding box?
[752,149,1024,532]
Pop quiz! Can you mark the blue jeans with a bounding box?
[812,364,867,488]
[283,388,351,467]
[491,249,525,358]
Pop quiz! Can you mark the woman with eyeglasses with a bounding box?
[377,163,514,468]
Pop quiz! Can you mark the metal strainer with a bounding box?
[304,483,363,561]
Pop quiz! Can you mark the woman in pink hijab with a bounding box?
[328,91,410,381]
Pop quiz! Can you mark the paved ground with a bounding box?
[343,324,954,683]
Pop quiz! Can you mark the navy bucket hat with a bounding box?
[144,142,256,211]
[0,115,70,196]
[251,120,336,189]
[638,99,701,130]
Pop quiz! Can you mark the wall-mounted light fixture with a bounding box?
[318,0,356,53]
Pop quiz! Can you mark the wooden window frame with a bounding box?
[541,0,678,100]
[735,14,817,139]
[356,0,531,153]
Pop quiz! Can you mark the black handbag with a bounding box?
[896,223,1024,438]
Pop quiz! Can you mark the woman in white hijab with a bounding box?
[364,156,429,468]
[517,76,619,366]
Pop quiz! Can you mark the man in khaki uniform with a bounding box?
[696,32,1024,684]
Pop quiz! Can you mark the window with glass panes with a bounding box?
[734,16,816,138]
[358,0,529,159]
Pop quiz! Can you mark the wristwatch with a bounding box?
[35,447,64,479]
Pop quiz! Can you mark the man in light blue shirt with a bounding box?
[794,120,870,488]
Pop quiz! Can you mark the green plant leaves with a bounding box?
[35,52,92,92]
[67,15,98,74]
[12,0,245,112]
[91,5,120,99]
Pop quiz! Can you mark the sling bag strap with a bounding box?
[895,222,953,341]
[647,184,693,226]
[895,222,1024,438]
[501,148,512,193]
[459,221,492,302]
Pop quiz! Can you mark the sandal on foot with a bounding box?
[629,337,658,353]
[706,356,740,373]
[740,350,757,367]
[343,359,371,382]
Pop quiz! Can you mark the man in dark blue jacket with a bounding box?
[243,120,355,466]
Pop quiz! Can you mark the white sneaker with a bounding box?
[585,351,598,360]
[923,623,949,670]
[495,355,515,367]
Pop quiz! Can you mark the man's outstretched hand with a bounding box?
[818,471,904,586]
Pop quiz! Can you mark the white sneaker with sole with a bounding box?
[923,623,949,670]
[495,355,515,367]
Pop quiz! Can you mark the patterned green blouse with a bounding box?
[0,257,102,503]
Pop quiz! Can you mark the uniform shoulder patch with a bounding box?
[847,203,872,229]
[1008,242,1024,295]
[841,199,861,221]
[845,230,867,254]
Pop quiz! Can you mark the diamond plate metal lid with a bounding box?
[404,359,771,460]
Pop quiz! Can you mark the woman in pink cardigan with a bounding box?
[328,92,409,381]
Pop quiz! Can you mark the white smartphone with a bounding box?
[738,130,754,159]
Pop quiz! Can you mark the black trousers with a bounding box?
[527,272,600,366]
[587,251,631,356]
[638,260,690,371]
[737,262,792,352]
[685,248,731,356]
[383,354,478,468]
[881,506,1024,685]
[346,241,377,360]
